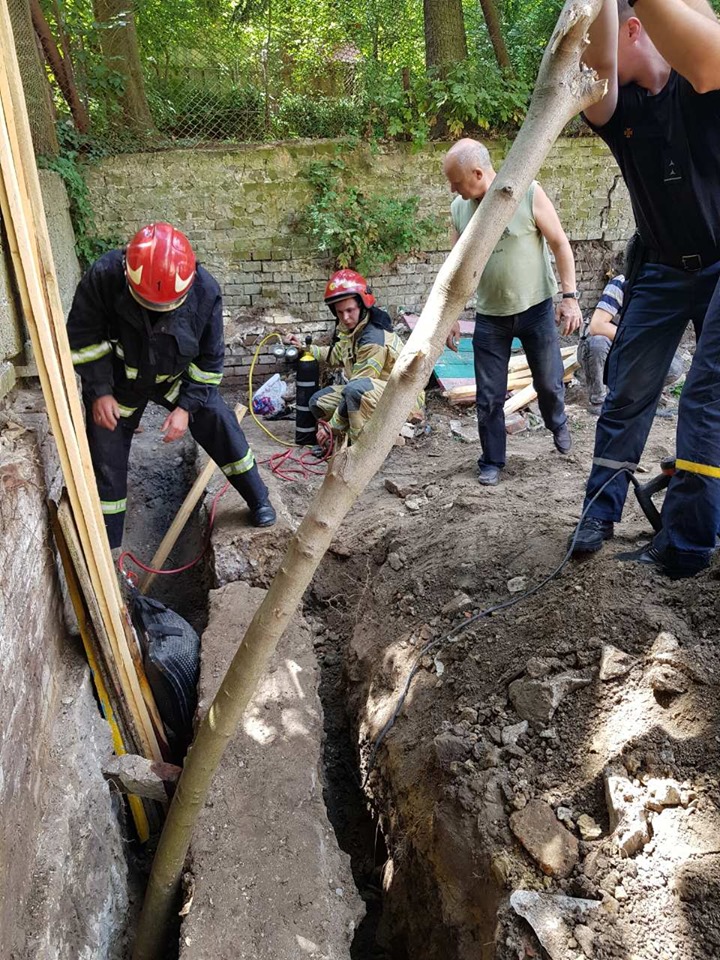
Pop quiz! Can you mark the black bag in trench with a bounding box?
[128,588,200,762]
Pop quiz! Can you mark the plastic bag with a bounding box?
[252,372,287,416]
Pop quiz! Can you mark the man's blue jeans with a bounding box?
[584,260,720,547]
[473,298,566,469]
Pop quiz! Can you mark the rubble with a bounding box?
[509,669,593,725]
[577,813,603,841]
[598,644,637,681]
[441,593,474,616]
[509,800,579,877]
[604,770,651,856]
[509,890,600,960]
[102,754,180,802]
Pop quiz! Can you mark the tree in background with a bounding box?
[423,0,467,75]
[93,0,155,136]
[478,0,512,73]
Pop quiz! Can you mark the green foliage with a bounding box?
[273,95,361,140]
[38,123,118,267]
[297,157,441,274]
[152,80,266,141]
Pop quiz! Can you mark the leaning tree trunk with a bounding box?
[479,0,513,73]
[132,3,607,957]
[423,0,468,74]
[93,0,155,137]
[30,0,90,134]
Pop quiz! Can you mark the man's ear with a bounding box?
[626,15,642,43]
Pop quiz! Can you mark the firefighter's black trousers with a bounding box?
[84,387,268,549]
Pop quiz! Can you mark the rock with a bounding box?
[526,656,560,678]
[604,771,650,856]
[386,552,404,571]
[505,412,528,436]
[472,739,500,768]
[404,496,425,512]
[424,483,440,499]
[650,630,680,657]
[102,754,181,802]
[450,419,477,443]
[509,800,579,878]
[433,733,468,768]
[509,670,593,725]
[507,576,528,594]
[384,478,417,499]
[509,890,600,960]
[502,720,529,745]
[647,664,688,696]
[646,777,682,810]
[574,923,595,958]
[457,706,478,724]
[577,814,603,841]
[556,806,574,826]
[442,593,473,616]
[400,423,416,439]
[599,644,637,681]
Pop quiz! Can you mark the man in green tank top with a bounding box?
[444,139,582,485]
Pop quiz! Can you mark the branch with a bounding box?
[131,2,606,956]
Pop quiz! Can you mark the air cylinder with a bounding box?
[295,337,320,445]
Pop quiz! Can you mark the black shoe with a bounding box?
[477,463,501,486]
[617,543,709,580]
[250,501,277,527]
[553,423,572,455]
[569,516,614,554]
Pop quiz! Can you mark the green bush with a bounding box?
[297,157,441,274]
[272,95,362,139]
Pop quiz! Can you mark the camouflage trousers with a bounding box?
[309,377,424,442]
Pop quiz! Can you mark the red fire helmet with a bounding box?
[324,269,375,311]
[125,223,196,312]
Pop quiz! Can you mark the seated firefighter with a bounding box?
[67,222,276,550]
[578,273,684,415]
[290,270,423,447]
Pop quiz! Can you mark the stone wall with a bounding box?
[0,170,81,399]
[85,137,632,385]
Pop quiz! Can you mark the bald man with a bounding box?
[444,139,582,485]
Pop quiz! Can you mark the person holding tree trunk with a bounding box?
[570,0,720,579]
[443,138,582,486]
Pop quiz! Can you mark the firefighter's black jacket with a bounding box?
[67,249,225,414]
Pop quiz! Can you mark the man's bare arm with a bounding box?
[635,0,720,92]
[582,0,619,128]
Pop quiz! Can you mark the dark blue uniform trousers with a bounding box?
[85,387,268,549]
[473,297,566,469]
[584,260,720,565]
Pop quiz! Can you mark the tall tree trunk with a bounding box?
[479,0,513,73]
[92,0,155,137]
[130,3,607,957]
[423,0,468,75]
[30,0,90,134]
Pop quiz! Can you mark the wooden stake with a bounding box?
[141,405,247,595]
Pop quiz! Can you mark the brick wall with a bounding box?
[85,137,633,384]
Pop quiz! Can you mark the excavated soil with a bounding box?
[204,375,720,960]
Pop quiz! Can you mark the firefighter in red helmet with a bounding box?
[289,269,424,446]
[68,223,275,550]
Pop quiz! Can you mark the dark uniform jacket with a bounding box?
[67,249,225,414]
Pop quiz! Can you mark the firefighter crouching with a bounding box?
[288,270,424,448]
[67,222,276,550]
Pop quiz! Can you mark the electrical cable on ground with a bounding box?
[361,466,633,788]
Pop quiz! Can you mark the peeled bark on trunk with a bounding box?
[131,4,607,957]
[423,0,468,74]
[93,0,155,137]
[479,0,513,73]
[30,0,89,134]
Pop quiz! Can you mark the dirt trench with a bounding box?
[130,381,720,960]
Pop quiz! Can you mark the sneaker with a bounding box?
[250,501,277,527]
[477,463,501,486]
[553,423,572,455]
[569,516,614,554]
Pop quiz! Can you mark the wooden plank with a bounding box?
[0,1,164,771]
[503,351,579,416]
[141,404,247,595]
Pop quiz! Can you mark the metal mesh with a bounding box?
[7,0,58,156]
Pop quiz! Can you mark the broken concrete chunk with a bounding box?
[509,670,593,725]
[509,890,600,960]
[384,478,418,499]
[501,720,529,745]
[472,739,500,768]
[599,644,637,681]
[509,799,579,878]
[507,576,528,594]
[386,552,404,571]
[647,664,689,696]
[650,631,680,657]
[442,593,473,616]
[433,733,469,768]
[577,813,603,841]
[103,754,181,802]
[574,923,595,958]
[604,771,650,856]
[450,419,478,444]
[404,496,426,512]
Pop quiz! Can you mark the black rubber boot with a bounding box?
[569,516,614,554]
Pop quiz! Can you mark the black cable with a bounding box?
[361,467,632,787]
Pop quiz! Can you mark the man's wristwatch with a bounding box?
[562,291,580,300]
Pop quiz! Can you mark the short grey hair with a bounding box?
[444,138,492,172]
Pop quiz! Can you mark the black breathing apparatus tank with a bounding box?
[295,336,320,445]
